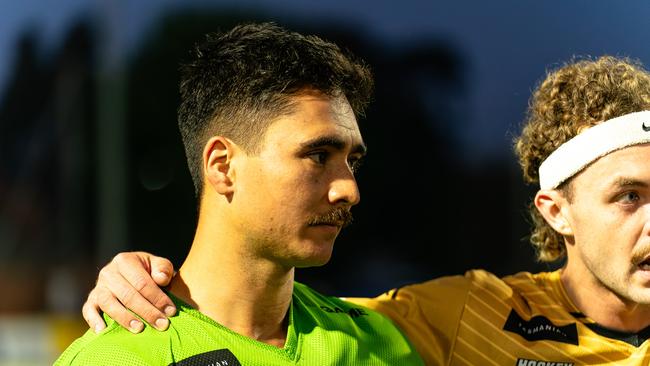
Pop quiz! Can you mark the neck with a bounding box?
[169,212,295,348]
[561,257,650,333]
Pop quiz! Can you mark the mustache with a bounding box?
[307,208,353,228]
[632,246,650,265]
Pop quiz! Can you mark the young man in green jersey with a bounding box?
[55,22,423,365]
[86,56,650,365]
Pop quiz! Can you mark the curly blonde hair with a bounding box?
[514,55,650,262]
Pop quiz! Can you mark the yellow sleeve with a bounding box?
[348,275,471,366]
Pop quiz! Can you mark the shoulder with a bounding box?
[292,282,424,364]
[422,269,549,298]
[464,268,515,294]
[54,319,170,366]
[293,281,382,320]
[293,281,414,337]
[444,269,557,309]
[346,269,534,315]
[463,269,557,302]
[54,323,163,366]
[343,270,521,366]
[500,269,556,290]
[351,271,476,311]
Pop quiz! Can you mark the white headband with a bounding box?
[538,110,650,189]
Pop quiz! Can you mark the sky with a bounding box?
[1,0,650,161]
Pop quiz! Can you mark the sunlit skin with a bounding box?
[536,143,650,332]
[167,90,365,347]
[229,93,365,269]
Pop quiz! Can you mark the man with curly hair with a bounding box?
[85,55,650,364]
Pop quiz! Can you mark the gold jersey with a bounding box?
[349,270,650,366]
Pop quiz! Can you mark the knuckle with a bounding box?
[86,288,97,300]
[113,252,127,263]
[82,295,94,309]
[151,292,170,307]
[81,303,91,317]
[141,308,161,322]
[132,276,149,293]
[83,296,96,312]
[119,287,138,305]
[95,288,113,307]
[97,267,113,282]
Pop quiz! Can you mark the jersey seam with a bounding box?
[443,274,472,366]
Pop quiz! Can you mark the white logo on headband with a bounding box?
[538,110,650,189]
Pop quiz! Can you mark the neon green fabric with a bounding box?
[55,282,423,365]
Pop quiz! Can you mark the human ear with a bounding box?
[203,136,235,196]
[534,189,573,236]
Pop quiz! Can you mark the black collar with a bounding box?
[571,312,650,347]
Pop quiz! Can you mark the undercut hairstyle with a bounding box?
[514,55,650,262]
[177,22,373,198]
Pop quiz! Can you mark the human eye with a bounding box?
[307,151,329,165]
[617,191,640,205]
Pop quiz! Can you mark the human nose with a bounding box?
[328,168,360,206]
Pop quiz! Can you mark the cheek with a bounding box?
[576,213,634,265]
[578,222,615,255]
[570,201,617,239]
[251,167,319,212]
[267,161,324,193]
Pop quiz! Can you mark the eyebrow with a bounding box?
[610,177,649,189]
[300,135,367,155]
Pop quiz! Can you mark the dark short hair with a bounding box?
[177,22,374,198]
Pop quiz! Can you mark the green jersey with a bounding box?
[55,282,423,365]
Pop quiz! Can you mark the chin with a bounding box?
[626,273,650,303]
[626,288,650,305]
[295,253,333,268]
[293,243,335,268]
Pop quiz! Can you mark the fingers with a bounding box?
[85,286,145,333]
[88,252,176,332]
[148,255,175,287]
[82,288,109,333]
[125,252,176,317]
[100,264,172,330]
